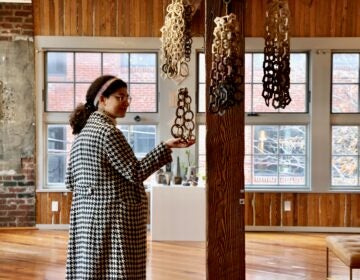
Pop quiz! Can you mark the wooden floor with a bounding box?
[0,229,358,280]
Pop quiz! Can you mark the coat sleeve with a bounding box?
[104,127,173,184]
[65,156,74,191]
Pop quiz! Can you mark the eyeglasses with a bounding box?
[112,94,132,103]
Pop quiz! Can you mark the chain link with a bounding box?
[160,0,193,81]
[171,88,196,142]
[209,13,244,116]
[262,0,291,109]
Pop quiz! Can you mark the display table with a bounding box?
[150,185,205,241]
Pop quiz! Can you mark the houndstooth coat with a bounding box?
[65,111,172,279]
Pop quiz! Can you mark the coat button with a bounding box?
[87,187,93,195]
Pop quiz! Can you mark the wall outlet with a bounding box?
[51,201,59,212]
[284,200,291,212]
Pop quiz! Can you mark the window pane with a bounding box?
[75,53,101,82]
[332,53,359,83]
[279,156,305,185]
[332,53,360,113]
[244,53,252,83]
[46,83,74,111]
[290,53,307,83]
[332,156,358,186]
[279,126,306,155]
[47,125,74,185]
[103,53,129,82]
[130,53,156,83]
[332,84,359,113]
[248,125,307,187]
[247,52,308,113]
[253,155,278,185]
[197,124,307,188]
[75,83,91,107]
[245,84,252,112]
[48,155,66,184]
[332,126,358,155]
[129,84,156,112]
[198,125,206,179]
[199,53,205,83]
[280,84,307,113]
[252,53,263,83]
[245,126,252,154]
[198,84,206,113]
[244,155,252,185]
[332,126,360,187]
[253,126,278,155]
[252,84,274,112]
[133,126,156,157]
[198,53,206,113]
[47,52,73,82]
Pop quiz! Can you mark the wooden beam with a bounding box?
[205,1,245,279]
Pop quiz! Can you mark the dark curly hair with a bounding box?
[69,75,127,135]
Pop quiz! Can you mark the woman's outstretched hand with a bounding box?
[164,138,196,149]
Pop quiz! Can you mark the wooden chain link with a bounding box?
[160,0,193,81]
[262,0,291,109]
[171,88,195,142]
[209,13,244,116]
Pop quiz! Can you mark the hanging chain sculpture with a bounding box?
[209,0,244,116]
[262,0,291,109]
[171,88,195,142]
[0,80,15,122]
[160,0,193,83]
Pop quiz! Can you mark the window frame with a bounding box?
[35,37,179,191]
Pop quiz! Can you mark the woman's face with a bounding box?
[102,87,131,118]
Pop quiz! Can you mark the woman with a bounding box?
[65,75,195,279]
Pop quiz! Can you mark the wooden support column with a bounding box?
[205,1,245,279]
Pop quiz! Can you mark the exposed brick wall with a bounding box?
[0,3,35,227]
[0,3,33,41]
[0,158,35,227]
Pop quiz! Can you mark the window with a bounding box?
[245,53,308,113]
[197,52,308,113]
[245,125,307,187]
[196,51,309,190]
[37,37,165,190]
[331,53,360,190]
[45,52,158,113]
[47,125,74,186]
[44,50,159,187]
[331,126,360,187]
[332,53,360,113]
